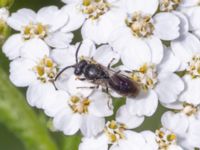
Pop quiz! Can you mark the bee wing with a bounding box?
[108,73,140,97]
[98,64,119,75]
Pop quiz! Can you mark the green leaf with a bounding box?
[61,134,82,150]
[0,67,58,150]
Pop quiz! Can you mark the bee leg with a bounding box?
[115,70,121,75]
[105,84,109,93]
[107,58,115,69]
[77,78,86,81]
[125,70,140,73]
[76,86,99,89]
[86,85,100,98]
[107,97,113,110]
[124,70,132,73]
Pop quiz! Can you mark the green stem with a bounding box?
[0,67,58,150]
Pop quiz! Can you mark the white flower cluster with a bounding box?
[2,0,200,149]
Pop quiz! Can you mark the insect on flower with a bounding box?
[54,42,140,97]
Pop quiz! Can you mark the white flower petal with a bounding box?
[26,81,56,108]
[93,45,120,67]
[141,131,158,150]
[145,36,163,65]
[51,46,76,68]
[182,7,200,31]
[123,0,159,15]
[37,6,69,32]
[154,12,180,40]
[7,8,36,31]
[119,130,146,149]
[158,46,180,73]
[53,109,82,135]
[179,138,194,150]
[2,34,24,60]
[179,75,200,105]
[179,0,199,8]
[79,134,108,150]
[193,29,200,39]
[155,72,184,104]
[126,90,158,116]
[161,111,189,136]
[66,75,95,97]
[161,101,183,110]
[109,26,132,54]
[78,39,96,58]
[116,105,145,129]
[173,11,189,35]
[45,31,73,48]
[187,119,200,148]
[81,9,125,44]
[168,145,183,150]
[171,33,200,64]
[80,115,105,137]
[121,36,151,70]
[54,68,75,91]
[20,38,50,61]
[61,4,85,32]
[43,90,70,117]
[89,91,113,117]
[9,58,36,87]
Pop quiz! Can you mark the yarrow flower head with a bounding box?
[43,89,113,137]
[3,6,73,60]
[8,39,59,108]
[186,54,200,78]
[115,46,184,126]
[159,0,200,12]
[79,120,147,150]
[125,12,155,38]
[155,127,179,150]
[130,63,158,90]
[159,0,182,12]
[2,0,200,149]
[61,0,126,44]
[81,0,110,19]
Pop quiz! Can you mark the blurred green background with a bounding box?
[0,0,166,150]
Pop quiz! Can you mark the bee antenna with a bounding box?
[75,41,83,63]
[54,65,75,81]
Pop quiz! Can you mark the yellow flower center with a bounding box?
[81,0,110,20]
[159,0,182,12]
[33,56,57,83]
[187,55,200,79]
[104,120,125,143]
[182,103,198,116]
[156,128,177,150]
[69,96,91,114]
[126,12,154,38]
[22,23,48,40]
[130,63,158,91]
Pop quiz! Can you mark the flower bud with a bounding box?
[0,0,14,8]
[0,7,10,44]
[0,21,10,45]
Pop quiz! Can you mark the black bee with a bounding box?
[54,43,140,97]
